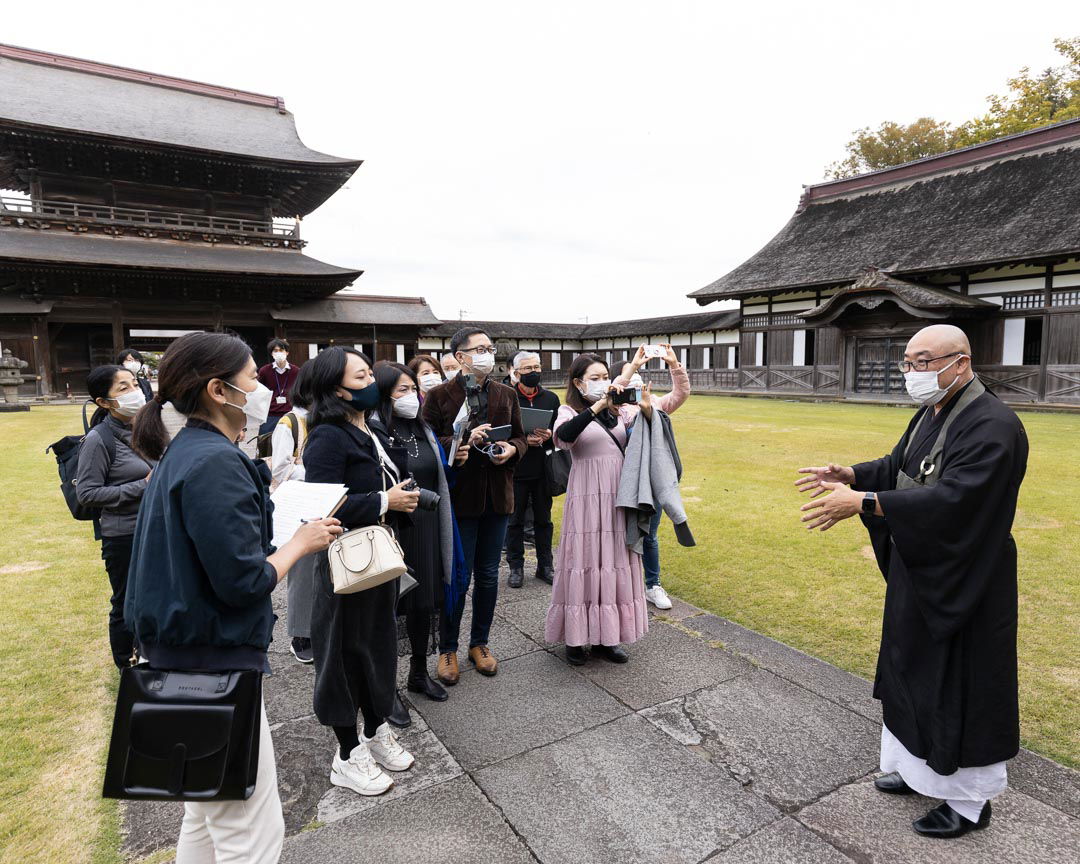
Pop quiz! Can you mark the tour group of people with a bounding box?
[73,321,1027,860]
[77,327,691,860]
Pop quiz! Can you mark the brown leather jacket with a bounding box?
[421,373,526,518]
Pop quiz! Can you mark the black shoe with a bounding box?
[290,637,314,664]
[913,801,991,839]
[407,666,449,702]
[594,644,629,664]
[566,645,589,666]
[508,567,524,588]
[535,566,554,585]
[874,772,914,795]
[386,691,412,729]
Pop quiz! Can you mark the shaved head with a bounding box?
[907,324,971,358]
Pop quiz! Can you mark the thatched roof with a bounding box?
[271,295,440,327]
[420,310,741,341]
[691,119,1080,302]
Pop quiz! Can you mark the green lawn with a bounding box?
[0,398,1076,861]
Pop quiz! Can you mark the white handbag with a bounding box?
[327,449,408,595]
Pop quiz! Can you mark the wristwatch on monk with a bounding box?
[861,492,877,515]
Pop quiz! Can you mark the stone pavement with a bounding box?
[123,556,1080,863]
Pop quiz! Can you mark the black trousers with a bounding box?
[506,475,553,570]
[100,534,136,669]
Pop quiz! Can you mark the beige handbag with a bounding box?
[328,452,407,595]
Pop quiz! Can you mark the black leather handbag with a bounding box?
[545,447,572,496]
[102,667,262,801]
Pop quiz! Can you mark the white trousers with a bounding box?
[175,700,285,864]
[880,724,1006,822]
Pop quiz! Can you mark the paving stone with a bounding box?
[797,778,1080,864]
[272,714,338,835]
[575,619,752,710]
[706,817,856,863]
[1009,746,1080,818]
[475,713,778,864]
[264,660,317,724]
[316,729,463,825]
[121,799,183,859]
[280,776,535,864]
[649,595,704,622]
[414,650,628,769]
[494,588,552,644]
[640,667,879,810]
[496,559,556,606]
[458,597,545,662]
[690,613,881,722]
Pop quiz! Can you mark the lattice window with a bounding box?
[770,313,805,326]
[743,314,768,327]
[1051,289,1080,307]
[1002,293,1044,310]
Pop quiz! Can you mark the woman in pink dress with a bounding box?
[544,350,689,665]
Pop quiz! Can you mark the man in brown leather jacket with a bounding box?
[422,327,526,682]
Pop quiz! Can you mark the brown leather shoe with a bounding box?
[468,645,498,676]
[437,652,459,685]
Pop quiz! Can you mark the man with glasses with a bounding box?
[505,351,561,588]
[794,324,1027,840]
[423,328,526,683]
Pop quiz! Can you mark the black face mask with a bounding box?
[519,371,542,388]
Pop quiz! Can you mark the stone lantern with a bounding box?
[0,348,30,404]
[493,339,519,383]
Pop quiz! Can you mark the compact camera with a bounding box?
[404,476,440,511]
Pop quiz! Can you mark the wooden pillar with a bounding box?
[1038,266,1052,402]
[111,302,124,357]
[31,316,52,396]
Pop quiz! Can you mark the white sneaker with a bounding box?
[363,723,415,772]
[645,585,673,610]
[330,742,393,796]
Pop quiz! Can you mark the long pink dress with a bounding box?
[545,367,690,647]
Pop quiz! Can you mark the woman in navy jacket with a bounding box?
[127,332,341,864]
[303,347,421,799]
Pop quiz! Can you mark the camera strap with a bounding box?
[592,414,625,455]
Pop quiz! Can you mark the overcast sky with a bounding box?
[6,2,1074,324]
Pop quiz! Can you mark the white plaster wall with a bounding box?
[1002,318,1026,365]
[715,329,739,345]
[969,277,1044,296]
[772,300,814,313]
[691,331,715,345]
[418,337,444,350]
[1054,272,1080,288]
[518,339,541,350]
[792,329,806,366]
[541,340,563,350]
[670,332,692,346]
[729,346,737,368]
[754,333,764,366]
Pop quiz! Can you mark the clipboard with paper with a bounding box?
[270,480,348,548]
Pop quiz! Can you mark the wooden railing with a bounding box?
[0,196,300,241]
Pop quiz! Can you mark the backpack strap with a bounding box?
[285,412,299,456]
[92,419,118,466]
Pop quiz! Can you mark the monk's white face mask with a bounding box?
[904,355,967,405]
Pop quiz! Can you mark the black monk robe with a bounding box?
[852,382,1028,776]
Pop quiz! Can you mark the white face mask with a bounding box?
[579,378,610,402]
[123,360,142,376]
[272,352,287,365]
[627,373,645,391]
[904,355,967,405]
[419,372,443,393]
[112,389,146,417]
[392,392,420,419]
[466,351,496,375]
[224,380,273,425]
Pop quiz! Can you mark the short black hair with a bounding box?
[306,346,374,431]
[117,348,143,365]
[450,327,489,355]
[268,337,289,354]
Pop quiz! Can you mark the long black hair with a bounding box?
[565,353,608,412]
[86,365,129,428]
[131,331,252,461]
[373,361,425,443]
[306,346,374,432]
[290,360,314,411]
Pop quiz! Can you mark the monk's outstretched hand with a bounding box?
[799,480,861,532]
[795,463,855,497]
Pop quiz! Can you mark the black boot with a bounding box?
[913,801,991,839]
[565,645,589,666]
[874,772,914,795]
[508,567,524,588]
[594,644,629,664]
[535,565,554,585]
[386,691,412,729]
[407,657,449,702]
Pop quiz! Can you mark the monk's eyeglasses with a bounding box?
[896,353,960,374]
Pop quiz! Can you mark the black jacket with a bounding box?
[513,384,560,481]
[126,422,277,672]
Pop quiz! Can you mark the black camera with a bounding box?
[404,476,440,511]
[463,373,482,416]
[610,387,639,406]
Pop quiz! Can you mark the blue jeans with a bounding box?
[439,508,509,651]
[642,510,663,588]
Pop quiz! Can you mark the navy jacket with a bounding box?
[125,422,277,671]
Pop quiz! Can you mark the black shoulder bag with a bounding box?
[102,667,262,801]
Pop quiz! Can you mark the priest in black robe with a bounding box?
[795,324,1028,839]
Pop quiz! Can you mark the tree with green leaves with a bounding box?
[827,37,1080,179]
